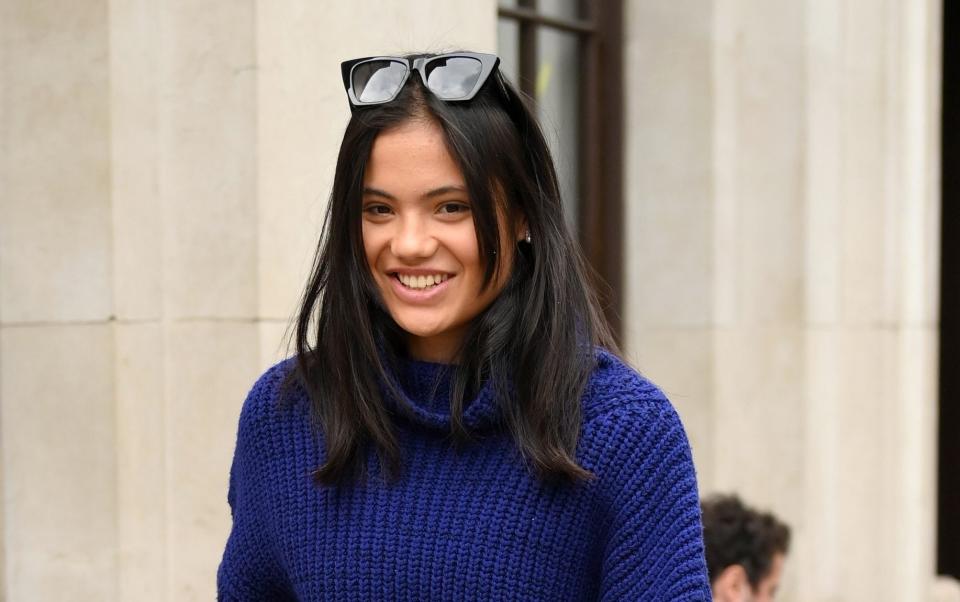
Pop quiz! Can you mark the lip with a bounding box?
[387,268,454,276]
[388,272,453,303]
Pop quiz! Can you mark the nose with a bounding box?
[390,214,438,260]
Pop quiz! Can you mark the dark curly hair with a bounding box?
[701,493,791,588]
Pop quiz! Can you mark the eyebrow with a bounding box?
[362,185,468,200]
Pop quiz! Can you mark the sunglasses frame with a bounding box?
[341,52,501,109]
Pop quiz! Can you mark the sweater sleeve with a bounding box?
[217,363,294,601]
[592,400,712,601]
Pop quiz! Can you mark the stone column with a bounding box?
[801,0,941,599]
[623,0,941,600]
[1,2,116,600]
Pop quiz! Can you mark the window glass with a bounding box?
[499,0,580,20]
[496,18,520,86]
[535,0,580,21]
[535,28,580,234]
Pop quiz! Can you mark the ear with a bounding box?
[712,564,750,602]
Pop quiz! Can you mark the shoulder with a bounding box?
[580,347,673,424]
[235,357,301,444]
[578,349,694,477]
[574,351,708,597]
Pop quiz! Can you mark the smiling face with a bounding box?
[361,118,518,363]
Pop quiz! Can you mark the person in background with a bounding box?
[701,493,791,602]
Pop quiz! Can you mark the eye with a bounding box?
[437,202,470,215]
[363,203,392,216]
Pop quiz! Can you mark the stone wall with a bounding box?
[623,1,943,600]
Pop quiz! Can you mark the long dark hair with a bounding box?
[284,51,618,487]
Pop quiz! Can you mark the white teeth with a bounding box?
[397,273,448,290]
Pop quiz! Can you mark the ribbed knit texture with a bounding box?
[217,349,711,601]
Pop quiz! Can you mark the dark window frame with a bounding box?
[498,0,625,341]
[938,0,958,581]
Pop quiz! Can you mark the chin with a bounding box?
[392,315,449,339]
[398,325,448,340]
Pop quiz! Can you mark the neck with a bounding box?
[407,328,466,364]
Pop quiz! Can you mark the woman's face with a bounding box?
[361,118,517,363]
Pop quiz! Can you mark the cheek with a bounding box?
[362,224,385,268]
[442,225,484,278]
[453,224,482,262]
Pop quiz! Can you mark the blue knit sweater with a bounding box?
[217,349,711,600]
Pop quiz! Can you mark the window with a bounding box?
[497,0,625,338]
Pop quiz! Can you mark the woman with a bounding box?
[218,51,710,601]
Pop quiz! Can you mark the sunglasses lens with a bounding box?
[425,57,483,99]
[352,60,407,103]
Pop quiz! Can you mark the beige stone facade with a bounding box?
[625,1,946,601]
[0,1,949,600]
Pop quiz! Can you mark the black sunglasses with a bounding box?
[341,52,500,109]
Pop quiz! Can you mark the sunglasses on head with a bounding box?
[341,52,501,109]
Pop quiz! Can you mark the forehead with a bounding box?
[364,119,465,193]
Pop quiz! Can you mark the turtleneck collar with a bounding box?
[382,356,503,433]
